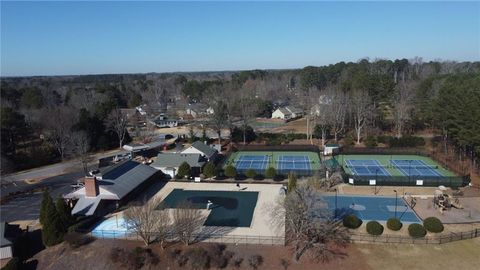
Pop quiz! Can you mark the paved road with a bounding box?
[1,138,168,184]
[0,171,85,222]
[0,138,170,223]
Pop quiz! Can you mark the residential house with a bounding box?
[149,113,179,128]
[181,141,218,161]
[185,103,214,118]
[150,153,207,178]
[64,160,160,216]
[271,106,304,120]
[0,222,21,260]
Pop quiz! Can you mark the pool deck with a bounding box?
[151,182,285,241]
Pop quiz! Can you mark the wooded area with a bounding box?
[1,58,479,173]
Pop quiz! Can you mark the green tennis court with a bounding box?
[337,154,456,177]
[225,151,322,176]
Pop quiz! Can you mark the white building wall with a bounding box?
[0,246,13,259]
[181,147,204,156]
[271,109,286,119]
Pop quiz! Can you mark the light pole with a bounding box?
[334,188,338,219]
[374,169,379,195]
[394,189,398,219]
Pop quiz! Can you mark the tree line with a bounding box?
[1,58,479,173]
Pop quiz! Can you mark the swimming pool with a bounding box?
[322,195,421,223]
[160,189,259,227]
[91,215,133,238]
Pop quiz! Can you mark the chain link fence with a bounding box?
[350,228,480,244]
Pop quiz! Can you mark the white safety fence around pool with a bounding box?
[81,230,286,246]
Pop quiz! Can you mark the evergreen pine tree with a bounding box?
[39,189,52,225]
[287,173,297,193]
[41,194,64,246]
[56,197,72,231]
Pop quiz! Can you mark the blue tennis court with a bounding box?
[234,155,270,173]
[322,195,420,223]
[346,159,390,176]
[276,155,311,174]
[391,160,442,177]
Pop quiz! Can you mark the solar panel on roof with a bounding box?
[102,161,140,180]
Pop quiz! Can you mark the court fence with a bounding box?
[78,228,480,246]
[350,228,480,244]
[332,148,471,187]
[343,174,470,187]
[78,229,285,246]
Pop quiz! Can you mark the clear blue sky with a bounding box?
[1,1,479,76]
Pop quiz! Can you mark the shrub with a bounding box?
[110,247,159,269]
[343,214,362,229]
[287,173,297,193]
[176,254,188,267]
[364,136,377,148]
[280,258,290,270]
[408,223,427,238]
[231,257,243,268]
[245,169,257,179]
[423,217,444,233]
[203,162,216,178]
[366,221,384,236]
[248,254,263,270]
[224,165,237,178]
[110,247,123,263]
[176,162,191,179]
[343,136,354,147]
[63,232,92,248]
[186,247,210,269]
[386,218,402,231]
[265,167,276,179]
[2,257,21,270]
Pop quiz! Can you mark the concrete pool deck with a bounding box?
[151,182,286,241]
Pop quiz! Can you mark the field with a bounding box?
[27,237,480,270]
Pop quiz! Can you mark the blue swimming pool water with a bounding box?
[322,195,421,223]
[91,216,132,238]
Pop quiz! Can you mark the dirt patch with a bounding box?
[30,239,370,270]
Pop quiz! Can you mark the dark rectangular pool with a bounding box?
[160,189,259,227]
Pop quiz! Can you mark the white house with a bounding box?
[186,103,214,118]
[181,141,218,161]
[271,106,304,120]
[323,143,340,156]
[150,153,207,178]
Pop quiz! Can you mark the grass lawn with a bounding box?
[356,237,480,270]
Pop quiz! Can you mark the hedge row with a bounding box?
[343,216,443,238]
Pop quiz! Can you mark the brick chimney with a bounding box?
[84,177,99,197]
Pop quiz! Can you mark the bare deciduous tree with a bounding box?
[237,84,258,144]
[205,84,228,144]
[311,95,331,147]
[106,107,128,148]
[172,201,204,246]
[329,89,348,142]
[269,183,350,262]
[71,131,91,176]
[42,107,76,160]
[350,89,373,144]
[392,81,416,138]
[124,197,171,247]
